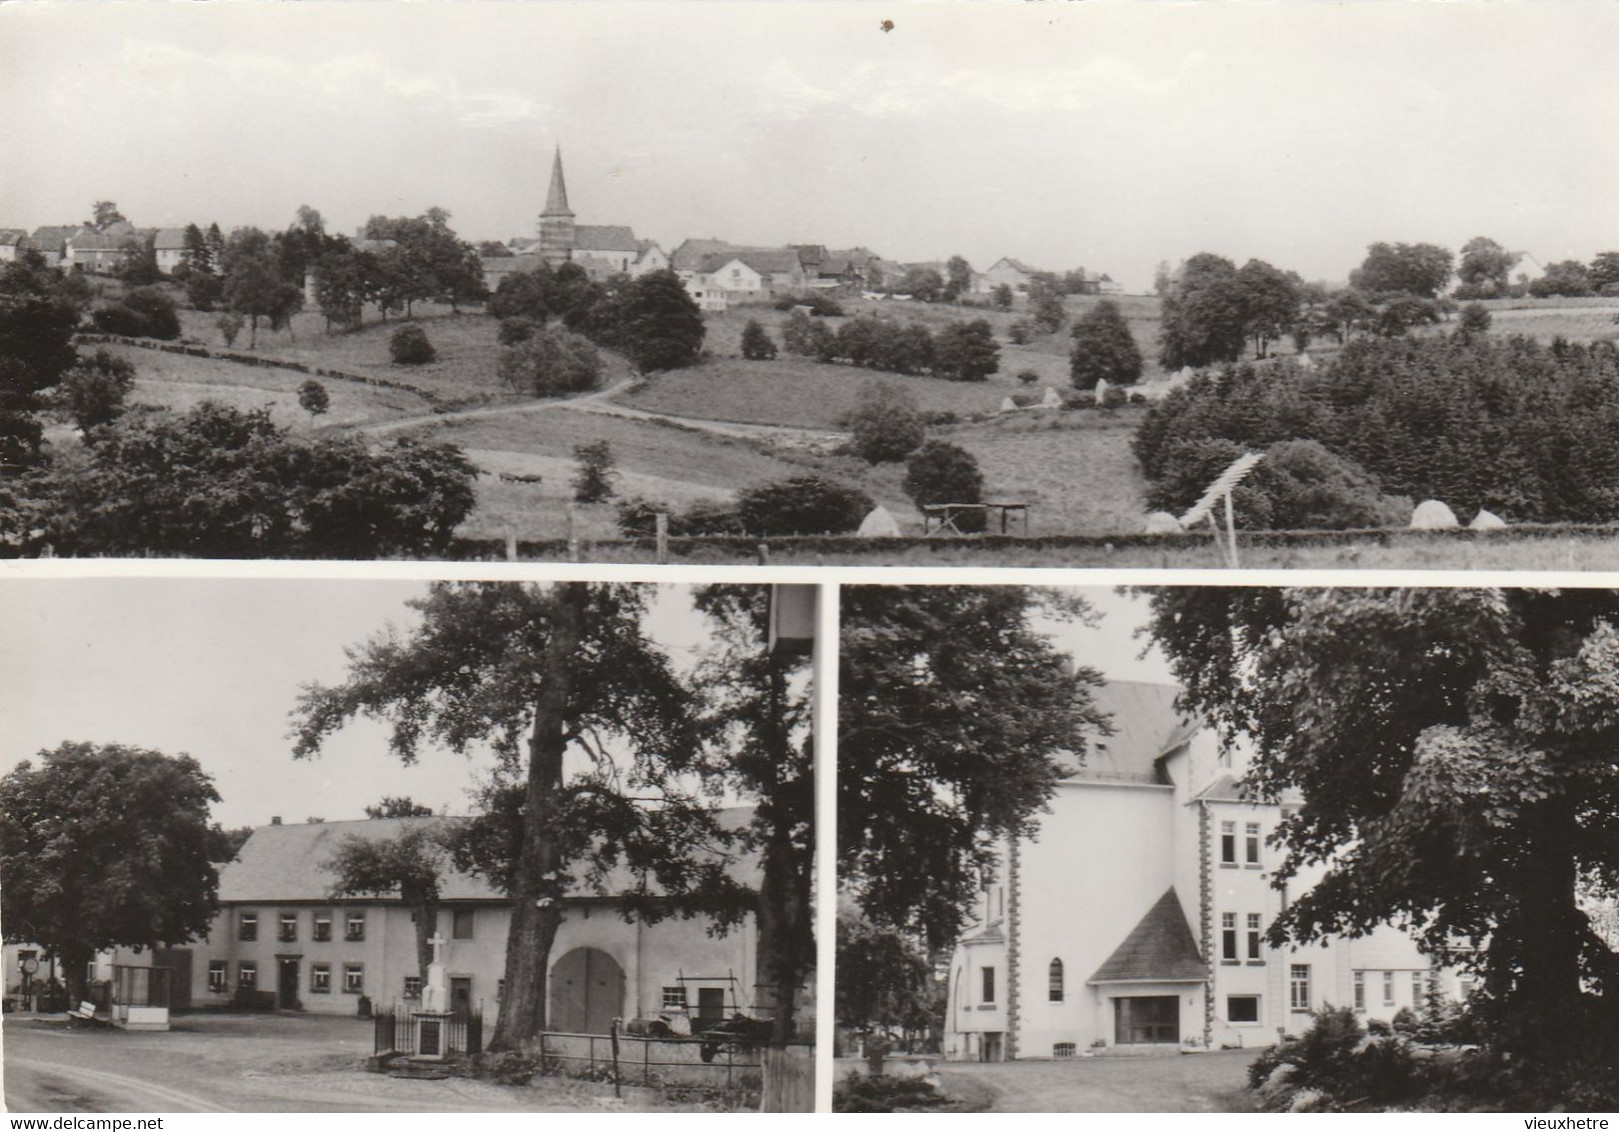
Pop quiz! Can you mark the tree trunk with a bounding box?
[1504,793,1584,1052]
[57,941,93,1005]
[487,581,585,1052]
[754,661,814,1050]
[248,314,259,350]
[409,888,438,985]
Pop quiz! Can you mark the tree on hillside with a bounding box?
[740,319,778,361]
[848,380,926,464]
[220,228,302,348]
[902,441,985,532]
[1235,258,1302,358]
[0,250,81,471]
[1157,252,1247,368]
[488,267,552,323]
[990,283,1014,311]
[181,223,213,275]
[1349,241,1454,299]
[498,325,602,397]
[1590,252,1619,295]
[1069,298,1143,389]
[0,741,225,1003]
[204,223,227,271]
[931,319,999,381]
[313,247,367,331]
[615,269,705,371]
[944,256,972,301]
[326,821,449,988]
[366,796,437,819]
[1457,237,1520,298]
[54,349,136,434]
[291,583,753,1051]
[1142,587,1619,1099]
[1530,260,1594,298]
[839,587,1106,944]
[297,379,330,424]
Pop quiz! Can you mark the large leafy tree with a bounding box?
[1143,587,1619,1080]
[1457,237,1520,298]
[691,585,815,1046]
[291,583,751,1051]
[1158,252,1247,368]
[0,742,226,1002]
[1069,298,1143,389]
[220,227,303,348]
[1349,241,1454,299]
[839,586,1106,944]
[1234,258,1302,358]
[835,909,938,1040]
[326,820,449,988]
[614,269,705,372]
[931,318,999,382]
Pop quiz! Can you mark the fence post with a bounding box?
[655,513,669,565]
[609,1020,622,1099]
[505,528,517,563]
[645,1031,651,1086]
[567,506,580,562]
[757,542,770,566]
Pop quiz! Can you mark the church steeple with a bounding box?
[539,144,576,265]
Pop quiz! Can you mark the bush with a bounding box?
[734,474,873,536]
[55,349,136,434]
[571,439,616,504]
[91,287,180,341]
[1100,384,1128,408]
[932,319,999,381]
[1007,319,1033,345]
[389,323,436,365]
[216,312,244,348]
[903,440,985,532]
[833,1071,949,1113]
[498,326,602,397]
[772,293,843,316]
[614,495,746,538]
[1016,369,1039,385]
[498,316,539,346]
[847,381,926,464]
[740,319,778,360]
[185,271,224,312]
[1457,302,1491,335]
[298,379,330,422]
[1150,437,1407,530]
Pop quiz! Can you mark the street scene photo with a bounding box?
[0,579,817,1112]
[833,585,1619,1112]
[2,3,1618,567]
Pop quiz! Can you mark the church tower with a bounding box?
[538,145,576,266]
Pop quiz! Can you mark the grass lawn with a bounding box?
[101,344,433,431]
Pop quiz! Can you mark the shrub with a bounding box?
[1070,299,1143,389]
[1016,369,1040,385]
[903,440,985,532]
[614,495,746,538]
[1457,302,1491,336]
[498,326,603,397]
[1100,383,1128,408]
[185,271,224,312]
[833,1071,949,1113]
[497,316,539,346]
[1150,437,1407,530]
[1007,319,1033,345]
[735,474,873,536]
[91,288,180,341]
[740,319,778,360]
[55,349,136,434]
[487,269,550,322]
[847,381,926,464]
[298,379,330,422]
[932,319,1000,381]
[389,323,436,365]
[571,439,616,504]
[216,311,245,348]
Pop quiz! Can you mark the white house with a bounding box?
[945,681,1463,1062]
[153,228,190,274]
[0,230,25,263]
[697,249,808,300]
[975,257,1045,294]
[114,813,783,1035]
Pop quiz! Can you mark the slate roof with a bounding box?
[574,225,639,254]
[0,229,25,247]
[543,146,573,218]
[671,238,735,272]
[1062,680,1198,784]
[1088,888,1205,983]
[218,811,758,905]
[698,249,804,277]
[1192,771,1303,807]
[27,226,77,250]
[990,257,1043,276]
[153,227,189,251]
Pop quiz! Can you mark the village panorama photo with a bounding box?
[2,2,1619,568]
[0,578,819,1112]
[832,584,1619,1112]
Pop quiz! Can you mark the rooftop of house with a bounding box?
[27,226,78,248]
[0,229,25,247]
[670,238,737,272]
[698,248,805,276]
[574,225,639,254]
[991,257,1043,276]
[1088,887,1206,984]
[1060,680,1198,785]
[219,810,758,905]
[153,228,189,250]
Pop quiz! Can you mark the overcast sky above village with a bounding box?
[0,580,720,828]
[3,1,1616,292]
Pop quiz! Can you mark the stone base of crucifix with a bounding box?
[411,931,456,1060]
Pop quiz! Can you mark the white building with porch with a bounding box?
[944,681,1464,1061]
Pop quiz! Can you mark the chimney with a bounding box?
[270,816,282,825]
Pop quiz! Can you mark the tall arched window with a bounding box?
[1049,958,1064,1002]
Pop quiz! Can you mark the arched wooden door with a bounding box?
[549,947,625,1034]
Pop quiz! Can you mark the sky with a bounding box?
[3,2,1616,293]
[0,579,720,828]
